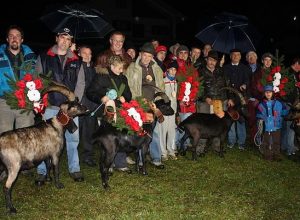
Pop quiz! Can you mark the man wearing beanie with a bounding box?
[154,45,167,72]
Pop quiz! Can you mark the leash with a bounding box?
[254,120,264,147]
[90,103,104,117]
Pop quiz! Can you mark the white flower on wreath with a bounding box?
[274,72,281,80]
[27,89,41,102]
[273,86,280,93]
[127,107,143,127]
[26,81,36,91]
[273,79,281,87]
[183,82,191,102]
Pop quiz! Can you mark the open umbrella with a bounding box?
[40,3,114,40]
[195,12,258,54]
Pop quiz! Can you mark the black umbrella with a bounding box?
[195,12,259,54]
[40,3,114,40]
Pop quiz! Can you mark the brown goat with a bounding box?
[0,84,88,214]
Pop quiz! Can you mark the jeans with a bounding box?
[228,121,246,147]
[150,121,162,163]
[37,107,80,175]
[281,120,296,155]
[176,112,192,148]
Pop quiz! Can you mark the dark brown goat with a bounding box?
[0,84,88,214]
[178,87,247,160]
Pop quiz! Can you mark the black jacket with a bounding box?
[86,68,132,116]
[200,66,227,101]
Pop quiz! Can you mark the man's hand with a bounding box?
[205,97,212,105]
[119,96,125,103]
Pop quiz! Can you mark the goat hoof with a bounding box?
[142,171,148,175]
[199,153,205,157]
[103,183,110,190]
[55,182,64,189]
[219,153,224,158]
[180,151,186,156]
[8,207,17,214]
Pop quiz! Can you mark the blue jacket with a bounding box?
[0,44,36,96]
[256,99,288,132]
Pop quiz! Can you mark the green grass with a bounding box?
[1,148,300,219]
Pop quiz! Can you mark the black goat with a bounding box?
[178,87,247,160]
[0,84,88,214]
[285,98,300,148]
[93,93,174,189]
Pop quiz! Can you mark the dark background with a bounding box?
[1,0,299,63]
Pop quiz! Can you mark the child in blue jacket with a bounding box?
[256,85,288,161]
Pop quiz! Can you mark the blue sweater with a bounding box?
[0,44,36,97]
[256,99,288,132]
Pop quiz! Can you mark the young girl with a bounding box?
[87,55,132,172]
[256,85,288,161]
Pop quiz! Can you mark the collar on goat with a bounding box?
[56,110,70,126]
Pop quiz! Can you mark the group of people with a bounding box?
[1,25,300,186]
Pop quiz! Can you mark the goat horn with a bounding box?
[220,87,246,105]
[42,83,75,101]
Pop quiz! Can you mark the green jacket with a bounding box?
[124,57,165,99]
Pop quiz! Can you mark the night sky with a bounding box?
[1,0,299,63]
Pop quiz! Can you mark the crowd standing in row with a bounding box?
[1,25,300,185]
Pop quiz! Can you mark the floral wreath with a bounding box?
[177,76,200,103]
[261,65,292,97]
[113,98,148,136]
[4,73,49,115]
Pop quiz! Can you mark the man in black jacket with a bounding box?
[76,45,98,166]
[35,27,84,184]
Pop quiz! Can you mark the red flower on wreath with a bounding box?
[11,73,48,114]
[177,76,199,104]
[119,100,147,135]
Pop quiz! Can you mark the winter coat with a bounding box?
[200,66,227,101]
[35,45,79,106]
[0,44,36,96]
[125,57,164,99]
[86,68,132,116]
[256,99,288,132]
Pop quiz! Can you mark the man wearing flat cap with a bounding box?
[223,48,251,150]
[125,42,165,169]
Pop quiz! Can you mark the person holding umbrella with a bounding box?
[35,27,84,185]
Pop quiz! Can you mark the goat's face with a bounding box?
[154,99,174,116]
[60,100,89,118]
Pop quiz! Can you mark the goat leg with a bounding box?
[99,150,112,189]
[4,186,16,214]
[45,158,52,182]
[51,155,64,189]
[179,133,189,156]
[138,148,147,175]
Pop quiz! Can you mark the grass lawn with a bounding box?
[1,147,300,219]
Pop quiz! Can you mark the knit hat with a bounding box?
[264,85,274,92]
[167,61,178,70]
[155,45,167,53]
[176,45,189,56]
[140,42,155,55]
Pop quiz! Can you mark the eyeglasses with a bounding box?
[111,39,124,44]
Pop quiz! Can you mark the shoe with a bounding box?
[108,168,114,176]
[238,145,245,151]
[151,161,165,169]
[168,155,178,160]
[70,172,84,182]
[35,174,46,186]
[83,159,96,167]
[162,155,168,161]
[227,144,234,149]
[116,167,132,174]
[126,156,136,165]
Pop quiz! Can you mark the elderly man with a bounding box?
[125,42,165,168]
